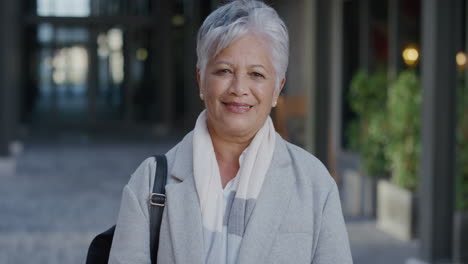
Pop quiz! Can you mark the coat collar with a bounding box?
[168,131,194,182]
[237,134,296,263]
[163,131,205,264]
[163,131,295,264]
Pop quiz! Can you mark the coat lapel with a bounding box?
[163,132,205,264]
[162,132,295,264]
[237,134,296,264]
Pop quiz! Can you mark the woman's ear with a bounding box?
[273,77,286,107]
[278,77,286,94]
[197,68,204,100]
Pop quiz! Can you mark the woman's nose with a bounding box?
[229,75,249,96]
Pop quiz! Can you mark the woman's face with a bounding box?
[198,33,285,140]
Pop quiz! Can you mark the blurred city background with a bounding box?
[0,0,466,263]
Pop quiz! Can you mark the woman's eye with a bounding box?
[217,69,231,74]
[251,72,265,78]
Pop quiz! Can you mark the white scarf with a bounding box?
[193,110,276,262]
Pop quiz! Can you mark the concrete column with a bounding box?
[183,0,203,129]
[276,0,332,169]
[388,0,401,79]
[8,0,22,144]
[158,0,174,131]
[123,29,134,123]
[328,0,344,180]
[419,0,459,262]
[358,0,371,71]
[0,59,10,157]
[302,0,316,156]
[313,0,332,167]
[275,0,315,152]
[0,0,17,143]
[88,27,98,126]
[0,0,21,175]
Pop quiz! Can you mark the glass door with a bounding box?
[34,24,91,127]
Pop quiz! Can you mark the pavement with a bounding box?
[0,136,418,264]
[346,217,418,263]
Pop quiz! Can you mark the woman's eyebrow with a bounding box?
[214,61,234,67]
[250,64,266,70]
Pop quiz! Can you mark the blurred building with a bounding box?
[1,0,208,136]
[0,0,466,263]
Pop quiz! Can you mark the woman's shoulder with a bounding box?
[126,137,185,195]
[279,137,336,190]
[126,156,157,192]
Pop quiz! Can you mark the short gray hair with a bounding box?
[196,0,289,89]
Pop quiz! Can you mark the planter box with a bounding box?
[453,211,468,264]
[341,169,362,217]
[339,151,377,218]
[341,169,377,218]
[0,157,16,177]
[362,174,377,218]
[377,180,417,241]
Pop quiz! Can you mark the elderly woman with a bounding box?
[109,0,352,263]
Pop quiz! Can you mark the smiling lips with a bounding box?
[223,101,253,113]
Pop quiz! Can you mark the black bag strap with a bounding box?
[149,154,167,264]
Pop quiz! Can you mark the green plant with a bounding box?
[347,69,389,176]
[386,70,421,191]
[456,73,468,210]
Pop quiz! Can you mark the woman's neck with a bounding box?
[208,127,253,188]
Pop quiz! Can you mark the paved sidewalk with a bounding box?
[0,137,175,264]
[346,217,418,264]
[0,137,418,264]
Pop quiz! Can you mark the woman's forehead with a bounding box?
[210,34,274,67]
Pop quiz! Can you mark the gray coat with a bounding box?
[109,132,353,264]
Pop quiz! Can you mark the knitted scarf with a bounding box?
[193,110,276,263]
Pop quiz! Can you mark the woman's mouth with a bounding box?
[223,102,253,113]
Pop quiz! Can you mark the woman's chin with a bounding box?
[207,112,263,139]
[219,121,257,138]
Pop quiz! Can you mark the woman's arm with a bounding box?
[108,185,151,264]
[108,158,155,264]
[312,183,353,264]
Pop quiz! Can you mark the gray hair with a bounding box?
[196,0,289,90]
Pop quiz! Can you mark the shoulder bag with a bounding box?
[85,154,167,264]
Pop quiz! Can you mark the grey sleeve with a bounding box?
[108,185,151,264]
[312,183,353,264]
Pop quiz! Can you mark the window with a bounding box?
[37,0,90,17]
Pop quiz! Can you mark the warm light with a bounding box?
[106,28,124,84]
[51,46,88,85]
[402,45,419,67]
[108,28,123,51]
[97,33,109,57]
[136,48,148,61]
[456,51,466,69]
[172,15,185,26]
[68,46,88,84]
[110,52,124,84]
[52,70,66,84]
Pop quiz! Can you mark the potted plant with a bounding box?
[343,69,389,217]
[377,70,421,241]
[453,73,468,263]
